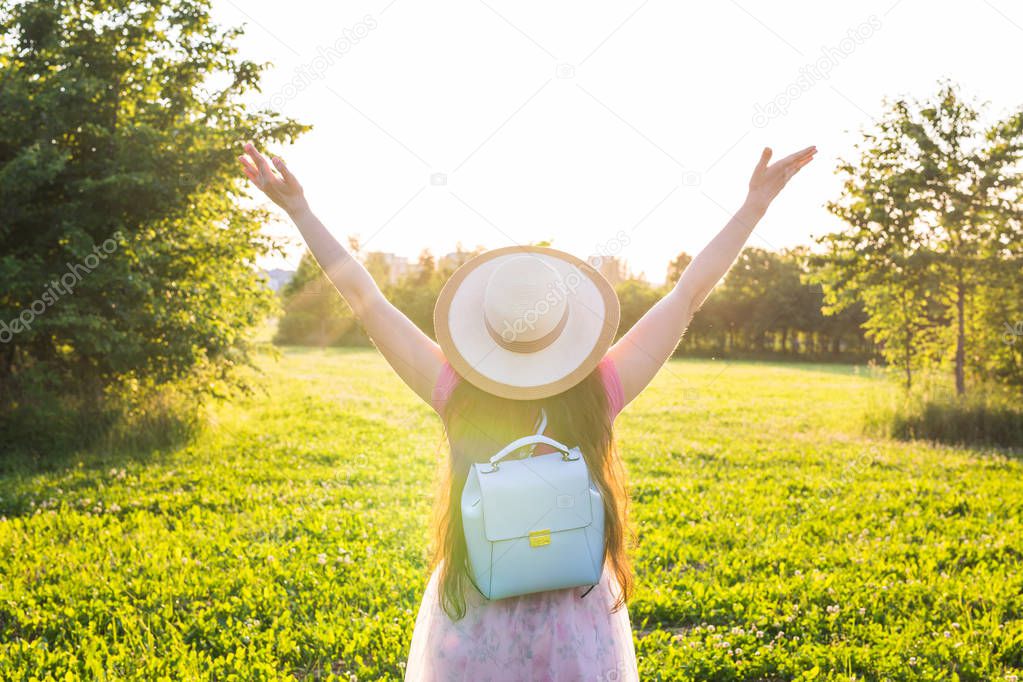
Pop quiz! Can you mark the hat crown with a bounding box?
[483,256,569,344]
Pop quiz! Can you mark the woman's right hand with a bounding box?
[238,141,309,216]
[745,145,816,213]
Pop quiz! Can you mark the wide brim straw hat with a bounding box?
[434,245,620,400]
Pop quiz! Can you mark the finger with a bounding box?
[244,141,275,177]
[272,156,299,187]
[794,153,815,170]
[785,155,814,181]
[755,147,772,173]
[238,155,260,180]
[777,146,817,167]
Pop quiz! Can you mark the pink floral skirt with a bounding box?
[404,566,638,681]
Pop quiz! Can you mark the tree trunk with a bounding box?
[904,327,912,391]
[954,272,966,396]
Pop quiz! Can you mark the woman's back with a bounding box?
[404,356,638,682]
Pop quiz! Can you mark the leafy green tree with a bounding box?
[897,84,1023,394]
[275,251,365,346]
[614,279,664,343]
[813,82,1023,393]
[0,0,306,447]
[361,252,389,286]
[676,246,872,360]
[665,251,692,286]
[413,249,436,286]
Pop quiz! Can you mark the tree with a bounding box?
[812,82,1023,393]
[665,251,692,286]
[275,252,364,346]
[414,249,436,286]
[614,279,664,343]
[0,0,307,447]
[897,84,1023,394]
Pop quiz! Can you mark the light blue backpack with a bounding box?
[461,410,606,600]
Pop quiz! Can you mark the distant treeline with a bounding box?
[274,245,875,362]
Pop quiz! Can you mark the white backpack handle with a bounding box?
[489,434,573,465]
[487,409,579,468]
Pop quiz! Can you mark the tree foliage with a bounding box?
[0,0,308,449]
[812,82,1023,391]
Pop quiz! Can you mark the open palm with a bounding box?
[747,145,816,209]
[238,141,308,216]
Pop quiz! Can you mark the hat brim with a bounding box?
[434,246,620,400]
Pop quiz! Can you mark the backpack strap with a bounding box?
[533,408,548,435]
[526,408,548,456]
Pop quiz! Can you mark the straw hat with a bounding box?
[434,245,620,400]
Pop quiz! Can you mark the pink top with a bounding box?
[405,354,638,681]
[430,355,626,422]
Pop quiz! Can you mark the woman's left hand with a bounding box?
[238,141,309,217]
[746,145,816,211]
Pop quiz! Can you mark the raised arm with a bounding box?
[608,145,816,405]
[238,142,444,404]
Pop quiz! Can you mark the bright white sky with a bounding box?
[215,0,1023,284]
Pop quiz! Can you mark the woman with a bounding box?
[238,141,815,680]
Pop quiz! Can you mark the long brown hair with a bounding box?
[430,366,633,620]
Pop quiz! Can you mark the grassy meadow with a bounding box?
[1,348,1022,680]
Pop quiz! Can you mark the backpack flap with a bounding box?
[472,449,594,543]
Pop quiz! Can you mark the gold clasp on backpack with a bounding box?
[529,529,551,547]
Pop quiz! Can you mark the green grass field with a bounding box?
[2,348,1021,680]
